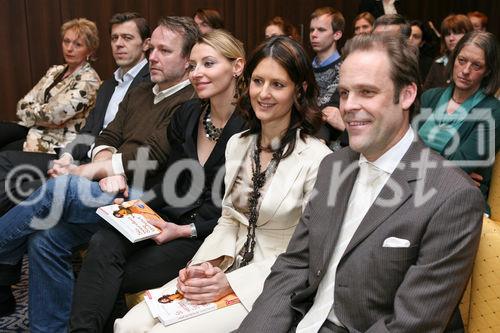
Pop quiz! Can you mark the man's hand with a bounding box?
[48,155,76,178]
[148,220,191,245]
[469,172,483,188]
[98,175,129,197]
[322,106,345,131]
[176,262,233,304]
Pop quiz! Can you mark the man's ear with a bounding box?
[400,82,418,111]
[142,38,151,52]
[333,30,343,41]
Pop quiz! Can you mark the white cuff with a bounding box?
[91,145,117,161]
[112,153,125,175]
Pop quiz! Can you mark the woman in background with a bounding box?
[264,16,301,42]
[0,18,100,153]
[418,31,500,202]
[423,14,472,91]
[115,36,331,333]
[193,8,224,34]
[353,11,375,35]
[409,19,439,81]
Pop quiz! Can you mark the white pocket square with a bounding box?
[382,237,410,248]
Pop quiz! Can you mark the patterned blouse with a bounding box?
[16,62,100,153]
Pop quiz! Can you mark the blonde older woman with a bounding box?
[0,18,100,153]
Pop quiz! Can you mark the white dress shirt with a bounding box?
[296,127,415,332]
[92,79,191,175]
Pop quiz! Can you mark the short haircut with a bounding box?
[467,11,488,29]
[310,7,345,33]
[440,14,473,55]
[194,8,224,29]
[342,33,421,119]
[239,36,322,158]
[109,12,150,41]
[157,16,200,58]
[61,18,99,60]
[448,31,499,96]
[373,14,411,38]
[266,16,301,42]
[354,12,375,27]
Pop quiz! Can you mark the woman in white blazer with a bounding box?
[115,36,332,333]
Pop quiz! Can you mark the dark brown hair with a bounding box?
[342,33,421,119]
[109,12,150,41]
[440,14,473,55]
[194,8,224,29]
[238,36,322,159]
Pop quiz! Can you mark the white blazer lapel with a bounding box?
[220,134,254,222]
[257,135,308,225]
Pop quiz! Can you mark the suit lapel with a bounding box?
[341,142,422,258]
[224,132,254,196]
[131,62,150,85]
[257,139,304,225]
[95,79,118,130]
[319,149,360,266]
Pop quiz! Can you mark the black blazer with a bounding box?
[146,99,247,240]
[62,62,150,161]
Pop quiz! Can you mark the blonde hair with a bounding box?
[61,18,99,61]
[199,30,244,61]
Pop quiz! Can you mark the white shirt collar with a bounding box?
[152,79,191,104]
[359,127,414,175]
[114,58,147,83]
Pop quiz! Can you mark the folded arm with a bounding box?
[17,66,100,127]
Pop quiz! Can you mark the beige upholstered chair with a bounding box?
[460,152,500,332]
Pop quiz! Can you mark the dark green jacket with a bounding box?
[418,87,500,198]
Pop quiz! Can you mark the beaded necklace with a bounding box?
[239,135,283,267]
[202,103,223,141]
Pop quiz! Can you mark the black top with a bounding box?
[146,98,247,239]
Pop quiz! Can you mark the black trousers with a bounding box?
[0,150,56,215]
[0,122,28,151]
[69,223,203,333]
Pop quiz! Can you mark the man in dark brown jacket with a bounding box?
[0,16,197,333]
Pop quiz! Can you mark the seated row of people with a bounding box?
[0,9,498,333]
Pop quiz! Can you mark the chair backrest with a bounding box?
[460,217,500,332]
[487,152,500,220]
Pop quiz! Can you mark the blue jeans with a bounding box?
[0,175,131,333]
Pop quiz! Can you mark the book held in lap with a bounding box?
[96,199,161,242]
[144,287,240,326]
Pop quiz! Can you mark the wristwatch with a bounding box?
[189,223,197,238]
